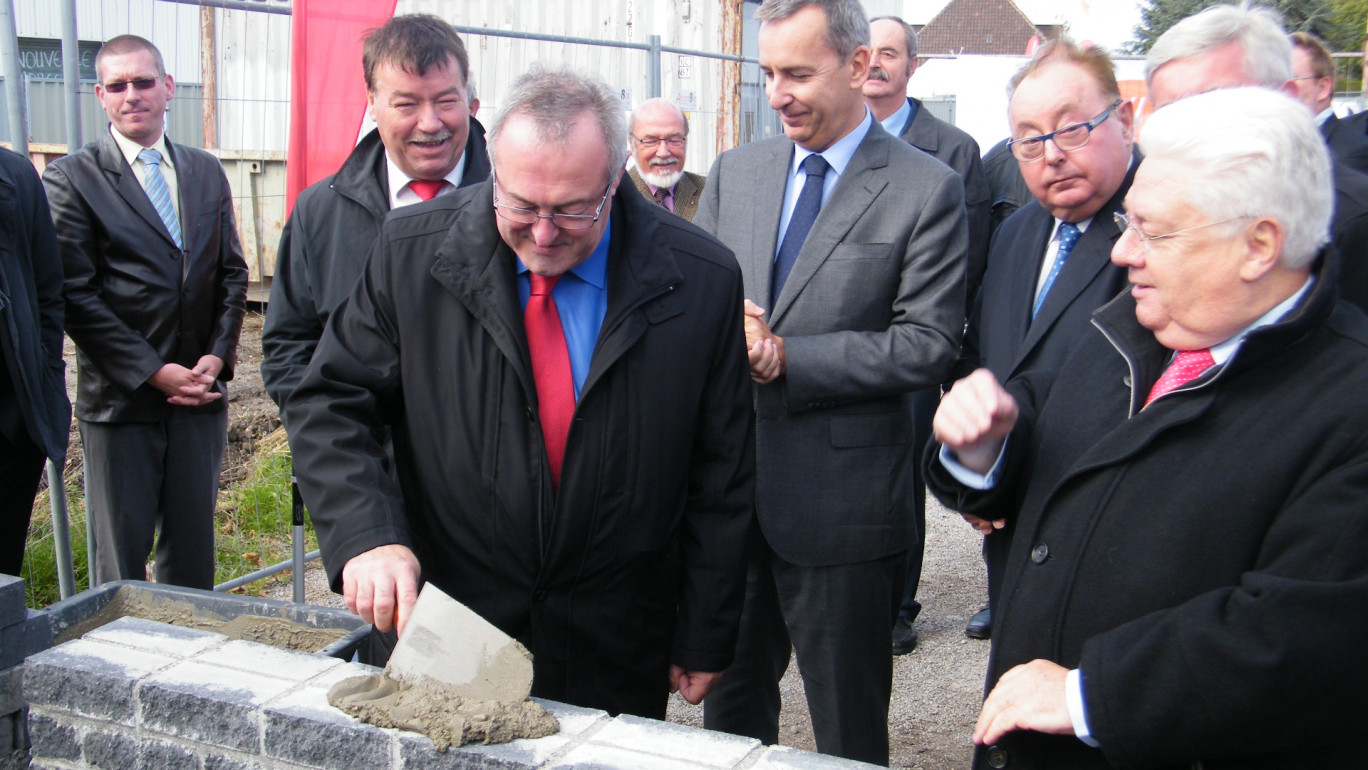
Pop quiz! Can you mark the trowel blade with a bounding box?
[384,583,534,703]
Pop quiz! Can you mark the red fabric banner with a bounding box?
[286,0,398,214]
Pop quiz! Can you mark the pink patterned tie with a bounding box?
[1145,348,1214,405]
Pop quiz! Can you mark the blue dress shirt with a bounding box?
[517,221,611,399]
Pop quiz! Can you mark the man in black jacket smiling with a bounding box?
[262,14,490,407]
[284,68,754,719]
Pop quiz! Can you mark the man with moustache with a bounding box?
[283,68,754,719]
[43,34,248,588]
[262,14,490,407]
[863,14,990,655]
[626,98,705,221]
[695,0,966,763]
[1146,2,1368,312]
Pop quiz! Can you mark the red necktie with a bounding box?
[525,274,575,487]
[1145,348,1214,405]
[407,179,446,201]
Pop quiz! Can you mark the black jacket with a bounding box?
[0,148,68,461]
[261,120,491,406]
[284,179,755,719]
[43,131,247,422]
[930,259,1368,769]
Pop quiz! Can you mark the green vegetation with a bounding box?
[1129,0,1368,54]
[21,429,314,608]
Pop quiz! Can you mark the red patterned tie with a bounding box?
[1145,348,1215,405]
[407,179,446,201]
[525,274,575,487]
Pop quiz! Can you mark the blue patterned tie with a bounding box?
[1032,221,1080,319]
[138,148,182,249]
[772,154,829,301]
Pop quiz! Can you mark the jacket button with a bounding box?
[986,744,1009,768]
[1122,374,1132,388]
[533,590,548,603]
[1031,543,1050,564]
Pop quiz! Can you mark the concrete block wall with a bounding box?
[24,616,876,769]
[0,574,54,770]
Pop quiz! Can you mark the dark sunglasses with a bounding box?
[103,78,159,94]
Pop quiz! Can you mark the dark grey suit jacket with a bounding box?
[696,120,966,566]
[43,130,248,423]
[1323,112,1368,176]
[897,98,990,310]
[963,154,1137,384]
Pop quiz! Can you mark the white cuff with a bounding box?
[1066,668,1100,748]
[938,440,1009,489]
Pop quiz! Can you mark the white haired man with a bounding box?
[928,86,1368,769]
[1145,2,1368,312]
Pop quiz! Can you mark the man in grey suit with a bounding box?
[44,35,248,588]
[626,98,704,221]
[695,0,966,764]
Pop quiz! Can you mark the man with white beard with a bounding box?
[627,98,705,221]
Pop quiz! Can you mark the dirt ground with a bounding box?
[234,308,992,769]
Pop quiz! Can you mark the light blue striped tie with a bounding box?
[138,148,182,249]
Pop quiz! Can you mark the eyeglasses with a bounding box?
[103,78,159,94]
[1113,211,1247,243]
[492,172,611,230]
[632,134,686,150]
[1009,100,1121,161]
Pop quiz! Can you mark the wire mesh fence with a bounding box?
[8,0,770,609]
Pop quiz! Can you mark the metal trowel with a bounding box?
[384,583,535,703]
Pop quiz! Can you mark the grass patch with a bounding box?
[21,427,315,607]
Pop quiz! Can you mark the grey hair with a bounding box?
[870,16,918,60]
[487,67,630,185]
[1146,3,1291,88]
[756,0,870,59]
[1138,86,1330,268]
[631,97,689,137]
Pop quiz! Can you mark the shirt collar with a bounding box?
[110,125,172,169]
[878,98,912,137]
[385,150,467,208]
[1315,106,1335,126]
[515,216,611,290]
[1209,275,1315,365]
[791,107,874,180]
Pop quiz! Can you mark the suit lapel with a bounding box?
[770,129,888,325]
[100,133,180,251]
[1006,207,1055,348]
[1019,214,1121,355]
[165,139,195,266]
[750,140,792,309]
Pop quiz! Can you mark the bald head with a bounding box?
[630,98,690,189]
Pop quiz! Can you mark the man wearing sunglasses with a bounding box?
[284,67,753,720]
[42,35,248,589]
[952,39,1136,647]
[626,98,705,221]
